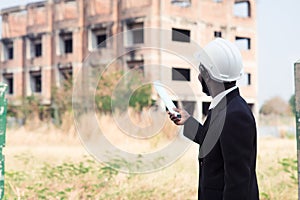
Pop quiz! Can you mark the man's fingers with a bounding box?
[173,108,181,112]
[170,115,180,121]
[168,112,181,123]
[173,118,181,124]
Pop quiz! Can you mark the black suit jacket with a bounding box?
[183,88,259,200]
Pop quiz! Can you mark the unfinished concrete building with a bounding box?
[0,0,257,119]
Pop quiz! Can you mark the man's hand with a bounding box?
[167,108,190,125]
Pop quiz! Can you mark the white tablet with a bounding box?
[153,81,181,118]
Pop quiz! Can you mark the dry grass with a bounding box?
[5,124,199,199]
[257,137,297,200]
[259,114,295,127]
[3,115,298,199]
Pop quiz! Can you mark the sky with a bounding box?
[0,0,299,108]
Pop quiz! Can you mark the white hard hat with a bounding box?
[195,38,244,82]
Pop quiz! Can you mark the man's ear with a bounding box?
[201,70,210,82]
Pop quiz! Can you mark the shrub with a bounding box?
[260,96,291,116]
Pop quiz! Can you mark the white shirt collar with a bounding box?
[209,86,238,110]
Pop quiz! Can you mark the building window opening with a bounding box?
[182,101,196,115]
[91,28,107,49]
[126,22,144,45]
[172,28,190,43]
[202,102,211,117]
[234,1,251,18]
[171,0,191,7]
[29,36,42,58]
[214,31,222,38]
[3,73,13,94]
[34,38,42,57]
[172,67,191,81]
[2,40,14,60]
[127,60,144,74]
[247,73,251,85]
[64,0,76,3]
[59,32,73,54]
[59,67,73,85]
[235,36,251,50]
[30,71,42,93]
[237,72,251,86]
[97,34,107,48]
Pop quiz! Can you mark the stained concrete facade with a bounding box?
[0,0,257,118]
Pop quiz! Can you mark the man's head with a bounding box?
[196,38,243,96]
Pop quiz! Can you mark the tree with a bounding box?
[129,83,153,112]
[289,94,296,116]
[95,69,153,114]
[51,74,73,125]
[260,96,291,116]
[95,69,123,114]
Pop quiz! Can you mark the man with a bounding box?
[168,38,259,200]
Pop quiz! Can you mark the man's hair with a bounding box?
[224,81,236,90]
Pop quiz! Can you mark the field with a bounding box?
[3,120,298,200]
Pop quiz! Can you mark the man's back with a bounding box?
[199,89,259,200]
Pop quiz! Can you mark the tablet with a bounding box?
[153,81,181,118]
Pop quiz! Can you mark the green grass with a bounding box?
[5,156,119,199]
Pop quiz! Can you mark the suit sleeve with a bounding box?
[219,110,255,200]
[183,117,206,145]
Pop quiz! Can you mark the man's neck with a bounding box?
[209,85,238,110]
[210,82,236,98]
